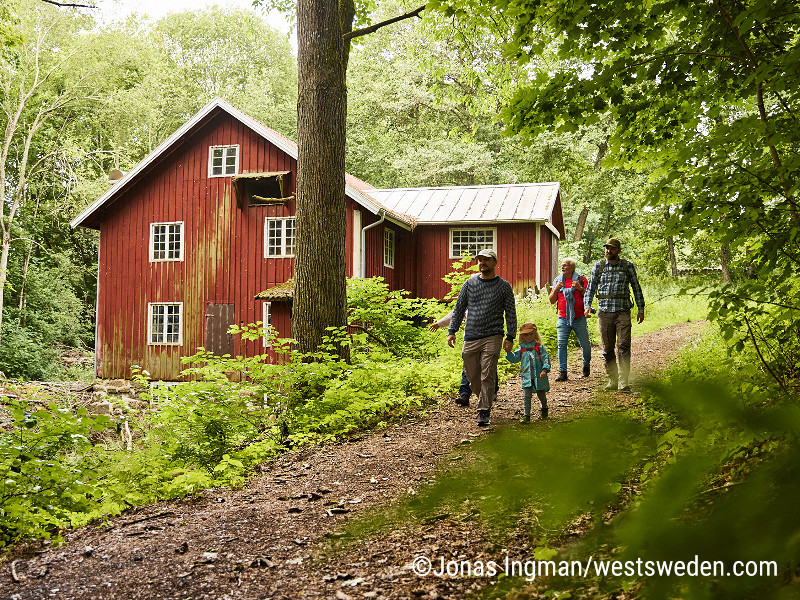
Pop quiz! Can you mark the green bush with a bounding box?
[0,326,59,380]
[347,277,441,358]
[0,399,112,547]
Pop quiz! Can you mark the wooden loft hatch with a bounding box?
[232,171,293,208]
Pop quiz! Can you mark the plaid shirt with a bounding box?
[584,259,645,314]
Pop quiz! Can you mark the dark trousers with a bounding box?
[598,309,632,381]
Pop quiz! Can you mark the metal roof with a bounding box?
[366,183,561,225]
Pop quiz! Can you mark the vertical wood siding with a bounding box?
[97,111,298,379]
[413,223,549,300]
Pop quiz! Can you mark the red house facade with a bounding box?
[72,99,565,380]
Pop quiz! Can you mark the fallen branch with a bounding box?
[120,510,175,528]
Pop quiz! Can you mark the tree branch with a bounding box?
[40,0,97,8]
[344,5,426,41]
[743,313,789,395]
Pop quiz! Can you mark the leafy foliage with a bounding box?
[346,277,440,357]
[0,399,112,547]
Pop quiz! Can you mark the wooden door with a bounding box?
[205,303,235,356]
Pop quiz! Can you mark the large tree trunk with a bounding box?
[292,0,354,357]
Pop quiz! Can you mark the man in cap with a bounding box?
[583,238,645,391]
[447,249,517,426]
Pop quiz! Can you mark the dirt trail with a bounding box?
[4,321,705,600]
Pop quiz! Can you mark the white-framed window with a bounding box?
[264,217,296,257]
[148,303,183,345]
[149,222,184,262]
[384,228,395,268]
[209,145,239,177]
[450,227,497,259]
[262,301,272,348]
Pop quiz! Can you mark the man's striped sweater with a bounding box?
[448,275,517,341]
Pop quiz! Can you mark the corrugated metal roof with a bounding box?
[367,183,560,224]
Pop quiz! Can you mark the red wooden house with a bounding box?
[71,99,565,380]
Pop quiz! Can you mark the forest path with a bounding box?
[4,320,705,600]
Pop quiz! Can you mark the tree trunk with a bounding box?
[665,207,678,277]
[573,206,589,243]
[666,235,678,276]
[720,244,732,283]
[0,231,9,342]
[292,0,354,358]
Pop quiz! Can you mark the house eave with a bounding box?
[414,219,550,226]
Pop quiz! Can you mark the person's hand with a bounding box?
[554,282,564,291]
[573,281,584,292]
[447,334,456,347]
[503,339,513,353]
[584,306,592,318]
[429,322,442,331]
[540,369,547,378]
[637,311,645,324]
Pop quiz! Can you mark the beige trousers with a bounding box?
[462,334,503,411]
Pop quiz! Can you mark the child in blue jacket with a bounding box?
[506,322,551,421]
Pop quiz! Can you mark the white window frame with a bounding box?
[383,228,395,269]
[208,145,239,177]
[449,227,497,259]
[264,217,296,257]
[262,301,272,348]
[149,222,184,262]
[148,302,183,346]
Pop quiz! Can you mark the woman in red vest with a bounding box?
[548,258,592,381]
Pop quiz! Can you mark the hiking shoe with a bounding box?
[555,372,568,382]
[477,410,491,426]
[618,378,630,391]
[582,364,590,378]
[455,395,470,407]
[540,407,549,419]
[605,379,618,391]
[520,414,531,423]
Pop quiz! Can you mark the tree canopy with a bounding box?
[428,0,799,380]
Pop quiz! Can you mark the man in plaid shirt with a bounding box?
[583,238,645,391]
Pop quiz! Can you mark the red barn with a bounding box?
[72,98,565,380]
